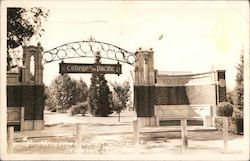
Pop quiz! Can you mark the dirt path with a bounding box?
[13,111,244,156]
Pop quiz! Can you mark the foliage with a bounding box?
[226,90,235,105]
[99,76,114,116]
[88,74,100,115]
[217,53,244,134]
[214,117,233,133]
[111,81,131,121]
[44,85,58,111]
[7,7,49,70]
[55,74,74,112]
[226,54,244,119]
[75,78,88,102]
[68,102,89,116]
[233,106,244,119]
[216,102,233,117]
[234,54,244,111]
[44,74,89,113]
[88,52,113,117]
[215,117,243,134]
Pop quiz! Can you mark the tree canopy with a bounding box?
[44,74,89,113]
[234,54,244,114]
[111,81,131,121]
[226,52,244,119]
[7,7,49,49]
[7,7,49,70]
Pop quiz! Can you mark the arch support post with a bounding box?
[134,48,156,127]
[18,44,44,130]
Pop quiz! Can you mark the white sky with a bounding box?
[3,1,250,89]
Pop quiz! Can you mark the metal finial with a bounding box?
[88,36,95,42]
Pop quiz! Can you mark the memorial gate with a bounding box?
[7,38,226,130]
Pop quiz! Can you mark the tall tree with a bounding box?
[111,81,131,121]
[99,75,114,116]
[7,7,49,70]
[54,74,77,112]
[88,52,113,116]
[75,78,88,103]
[88,73,101,115]
[235,54,244,111]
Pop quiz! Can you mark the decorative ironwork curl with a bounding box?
[42,37,137,65]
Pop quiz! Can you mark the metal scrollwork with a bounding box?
[42,37,137,65]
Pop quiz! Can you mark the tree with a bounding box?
[7,7,49,70]
[75,78,88,103]
[111,81,131,121]
[44,75,89,113]
[88,52,113,117]
[88,73,101,115]
[226,89,235,105]
[53,74,79,112]
[44,85,58,111]
[99,75,114,116]
[235,54,244,111]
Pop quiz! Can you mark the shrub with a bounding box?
[215,104,244,135]
[68,102,89,116]
[233,105,243,119]
[233,106,244,134]
[215,117,233,133]
[215,117,243,134]
[216,102,233,117]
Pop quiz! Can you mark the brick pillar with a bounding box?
[34,43,44,85]
[215,70,227,104]
[211,69,227,126]
[21,44,44,130]
[134,48,156,127]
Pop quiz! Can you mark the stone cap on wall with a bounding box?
[155,65,226,86]
[155,70,214,86]
[7,72,20,85]
[157,71,192,75]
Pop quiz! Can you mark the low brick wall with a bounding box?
[7,85,44,121]
[134,85,155,117]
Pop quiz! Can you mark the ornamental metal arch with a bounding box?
[42,37,137,66]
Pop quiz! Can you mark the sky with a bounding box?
[4,1,250,89]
